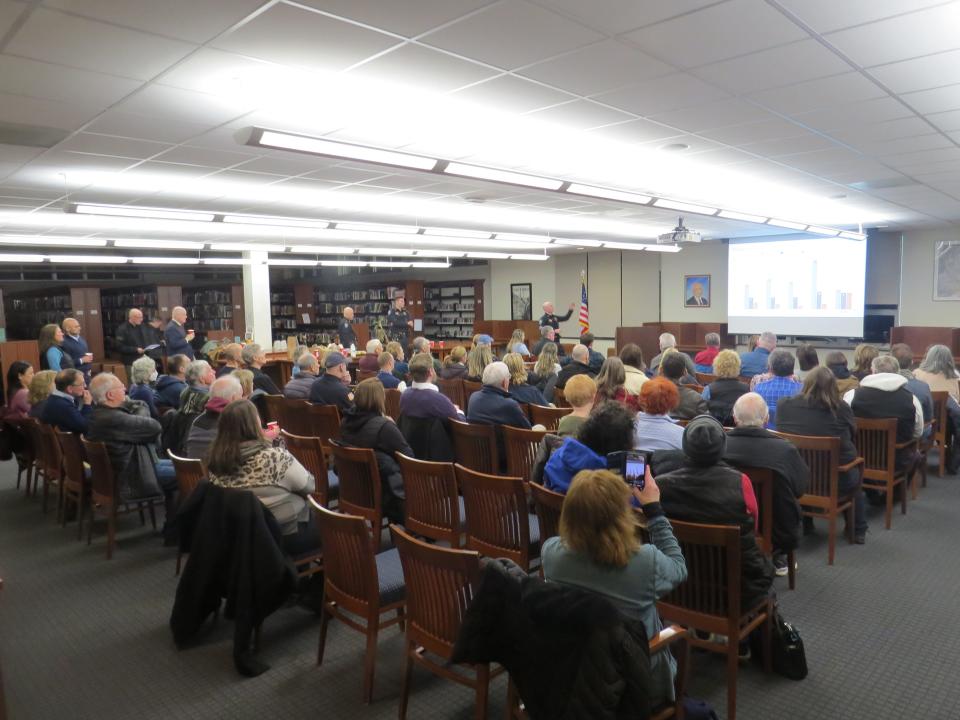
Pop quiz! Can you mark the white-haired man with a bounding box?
[186,375,244,459]
[358,339,382,374]
[649,332,697,376]
[466,361,531,429]
[284,353,320,399]
[180,359,216,415]
[164,306,195,359]
[240,343,281,395]
[739,331,778,378]
[539,300,576,342]
[338,306,357,349]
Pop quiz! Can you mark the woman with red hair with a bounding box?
[633,377,685,451]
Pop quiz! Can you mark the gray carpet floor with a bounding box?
[1,457,959,720]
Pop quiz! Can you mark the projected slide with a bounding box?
[727,237,866,337]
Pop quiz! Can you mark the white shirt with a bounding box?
[408,381,439,392]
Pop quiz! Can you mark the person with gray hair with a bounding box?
[466,360,531,429]
[752,349,802,428]
[129,355,160,419]
[650,332,697,376]
[284,352,320,399]
[186,375,244,460]
[724,392,810,575]
[411,336,443,375]
[554,343,597,398]
[532,325,564,357]
[240,343,281,395]
[180,360,216,415]
[358,338,383,374]
[164,305,195,359]
[739,330,778,378]
[694,332,722,373]
[914,343,960,402]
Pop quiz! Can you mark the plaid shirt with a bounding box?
[754,376,803,428]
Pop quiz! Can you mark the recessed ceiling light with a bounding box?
[443,162,564,191]
[72,204,214,222]
[660,143,690,152]
[653,198,717,215]
[767,219,808,230]
[250,128,437,171]
[566,183,652,205]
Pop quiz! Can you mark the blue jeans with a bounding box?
[839,468,868,534]
[154,459,178,493]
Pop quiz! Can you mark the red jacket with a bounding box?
[694,346,719,368]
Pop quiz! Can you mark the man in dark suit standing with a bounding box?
[164,306,196,359]
[61,317,93,382]
[686,282,709,306]
[115,308,151,379]
[338,306,357,349]
[386,296,412,349]
[538,300,575,343]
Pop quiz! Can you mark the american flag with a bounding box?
[578,270,589,334]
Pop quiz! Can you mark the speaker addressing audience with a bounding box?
[61,317,93,381]
[701,349,749,426]
[538,300,575,342]
[752,349,802,428]
[164,306,195,360]
[337,306,357,349]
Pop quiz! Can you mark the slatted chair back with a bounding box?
[356,369,377,383]
[282,430,335,507]
[36,422,64,514]
[81,438,117,506]
[502,425,547,482]
[552,387,570,408]
[384,388,402,423]
[449,420,499,474]
[455,464,537,570]
[167,452,206,504]
[56,430,88,537]
[730,466,774,555]
[330,443,383,549]
[313,499,381,619]
[437,377,465,408]
[931,390,949,476]
[280,397,313,436]
[774,432,840,508]
[528,404,572,432]
[695,372,717,385]
[530,482,564,543]
[396,454,462,547]
[462,380,483,409]
[855,417,897,480]
[307,403,342,452]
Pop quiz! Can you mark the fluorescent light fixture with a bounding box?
[415,249,465,258]
[510,254,548,261]
[466,252,510,259]
[51,255,129,264]
[495,232,552,243]
[336,221,420,234]
[601,241,649,251]
[767,219,807,230]
[566,183,652,205]
[410,261,451,268]
[369,261,412,268]
[552,238,604,248]
[73,203,215,222]
[0,235,108,247]
[201,258,250,265]
[424,227,491,240]
[0,253,46,262]
[269,259,319,267]
[207,243,284,252]
[321,260,368,267]
[287,245,356,255]
[639,244,682,253]
[652,199,717,215]
[358,248,418,256]
[131,257,200,265]
[443,162,563,191]
[254,129,437,171]
[839,231,867,240]
[806,225,839,236]
[115,239,205,250]
[718,210,768,223]
[223,214,330,229]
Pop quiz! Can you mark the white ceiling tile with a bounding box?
[900,83,960,115]
[450,74,576,113]
[699,117,810,145]
[296,0,496,38]
[738,133,842,158]
[0,2,25,36]
[585,118,683,145]
[347,43,498,93]
[518,39,674,96]
[41,0,265,43]
[116,85,253,127]
[824,3,960,68]
[883,147,960,168]
[868,49,960,95]
[211,3,400,72]
[775,0,947,33]
[5,7,195,81]
[621,0,806,68]
[648,98,779,134]
[154,48,277,95]
[747,72,887,115]
[531,0,720,35]
[775,147,866,172]
[54,133,173,159]
[357,174,436,191]
[0,144,46,167]
[524,100,634,130]
[421,0,603,70]
[232,154,339,176]
[927,109,960,133]
[593,72,729,116]
[791,97,913,132]
[853,133,952,158]
[0,91,100,130]
[0,54,140,108]
[829,116,937,144]
[302,166,391,183]
[152,145,255,168]
[682,146,757,165]
[84,110,213,144]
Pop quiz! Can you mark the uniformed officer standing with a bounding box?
[538,300,576,343]
[337,306,357,348]
[386,296,413,349]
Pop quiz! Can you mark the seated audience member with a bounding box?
[215,343,243,378]
[466,361,531,429]
[465,341,493,382]
[913,343,960,402]
[556,374,596,437]
[659,348,697,385]
[825,351,859,394]
[844,354,922,472]
[283,353,320,399]
[155,354,190,408]
[358,339,382,374]
[702,349,749,426]
[240,344,281,395]
[753,349,802,428]
[186,375,244,460]
[656,415,774,609]
[411,336,442,375]
[399,353,462,420]
[576,333,605,374]
[87,372,176,501]
[555,344,596,392]
[385,341,408,379]
[40,368,92,433]
[777,367,868,543]
[795,343,820,381]
[739,331,777,378]
[544,402,636,493]
[27,370,56,419]
[532,342,560,394]
[649,332,696,376]
[619,343,648,395]
[506,329,531,357]
[504,352,548,406]
[377,351,407,391]
[128,356,160,420]
[207,399,317,555]
[340,378,414,524]
[290,345,309,377]
[439,346,468,380]
[541,468,687,708]
[852,343,879,382]
[723,393,809,575]
[660,353,708,421]
[2,361,34,420]
[232,369,254,399]
[180,360,215,416]
[39,323,73,372]
[593,356,641,412]
[694,332,721,373]
[532,325,561,357]
[891,343,933,433]
[633,377,684,452]
[308,352,354,412]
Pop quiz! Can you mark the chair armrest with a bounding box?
[649,624,688,655]
[838,457,864,472]
[895,439,918,450]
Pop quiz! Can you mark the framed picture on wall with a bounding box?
[510,283,532,321]
[934,241,960,300]
[684,274,711,308]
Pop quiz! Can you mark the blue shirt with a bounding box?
[754,376,802,428]
[738,348,771,378]
[377,370,401,389]
[633,412,685,452]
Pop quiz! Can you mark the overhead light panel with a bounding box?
[0,235,108,247]
[0,254,46,263]
[73,203,215,222]
[639,244,682,253]
[510,254,548,261]
[287,245,356,255]
[410,261,451,268]
[321,260,368,267]
[252,129,437,171]
[335,221,420,234]
[131,257,200,265]
[653,199,717,215]
[466,252,510,259]
[223,214,330,229]
[424,227,492,240]
[415,249,464,258]
[552,238,604,248]
[358,248,418,256]
[51,255,129,264]
[495,232,552,243]
[443,162,563,191]
[115,239,205,250]
[718,210,768,223]
[201,258,250,265]
[566,183,652,205]
[208,243,284,252]
[767,219,808,230]
[839,231,867,240]
[369,261,412,268]
[601,241,649,251]
[806,225,839,236]
[269,259,319,267]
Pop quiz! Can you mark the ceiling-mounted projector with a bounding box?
[658,216,702,245]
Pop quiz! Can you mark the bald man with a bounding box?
[115,308,151,377]
[62,317,94,381]
[338,306,357,349]
[164,305,196,359]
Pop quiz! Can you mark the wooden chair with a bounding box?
[385,388,402,422]
[20,418,47,496]
[396,454,463,548]
[855,417,912,530]
[695,371,717,385]
[391,525,496,720]
[280,397,313,437]
[0,577,5,720]
[502,425,547,482]
[36,422,65,518]
[307,403,342,455]
[449,419,499,475]
[330,443,384,551]
[462,379,483,410]
[262,394,284,425]
[56,431,88,540]
[356,369,378,383]
[168,452,207,575]
[528,404,572,432]
[552,387,570,408]
[930,390,949,477]
[312,501,406,704]
[456,464,540,572]
[736,465,796,590]
[281,430,339,508]
[774,431,861,566]
[80,438,164,560]
[5,417,37,493]
[529,482,564,543]
[657,520,772,720]
[437,377,465,409]
[681,383,704,393]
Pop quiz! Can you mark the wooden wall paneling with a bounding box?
[293,284,315,325]
[70,288,105,360]
[890,326,955,358]
[355,322,371,349]
[155,286,182,321]
[474,280,484,322]
[231,285,246,340]
[616,326,662,368]
[405,280,425,320]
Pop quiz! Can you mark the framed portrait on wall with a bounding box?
[510,283,532,321]
[934,241,960,300]
[684,274,711,308]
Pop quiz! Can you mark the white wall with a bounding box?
[899,227,958,326]
[489,257,556,321]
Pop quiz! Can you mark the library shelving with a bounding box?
[182,285,245,339]
[422,280,484,340]
[1,286,106,359]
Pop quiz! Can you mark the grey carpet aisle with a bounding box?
[1,458,959,720]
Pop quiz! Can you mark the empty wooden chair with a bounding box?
[281,430,339,508]
[306,403,341,455]
[657,519,772,720]
[530,482,564,543]
[396,454,462,548]
[56,430,88,540]
[384,388,402,423]
[930,390,949,477]
[527,404,572,433]
[280,397,313,437]
[462,379,483,409]
[449,420,499,475]
[502,425,546,482]
[456,464,540,572]
[437,377,465,408]
[262,394,284,425]
[329,443,384,551]
[855,417,912,529]
[391,525,494,720]
[168,452,207,575]
[312,501,405,704]
[36,422,65,518]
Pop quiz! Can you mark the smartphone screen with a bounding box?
[624,454,646,489]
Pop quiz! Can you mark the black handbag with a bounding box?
[770,610,808,680]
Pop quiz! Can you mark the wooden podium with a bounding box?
[889,326,960,361]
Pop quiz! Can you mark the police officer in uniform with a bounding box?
[386,296,413,349]
[538,300,576,343]
[337,306,357,348]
